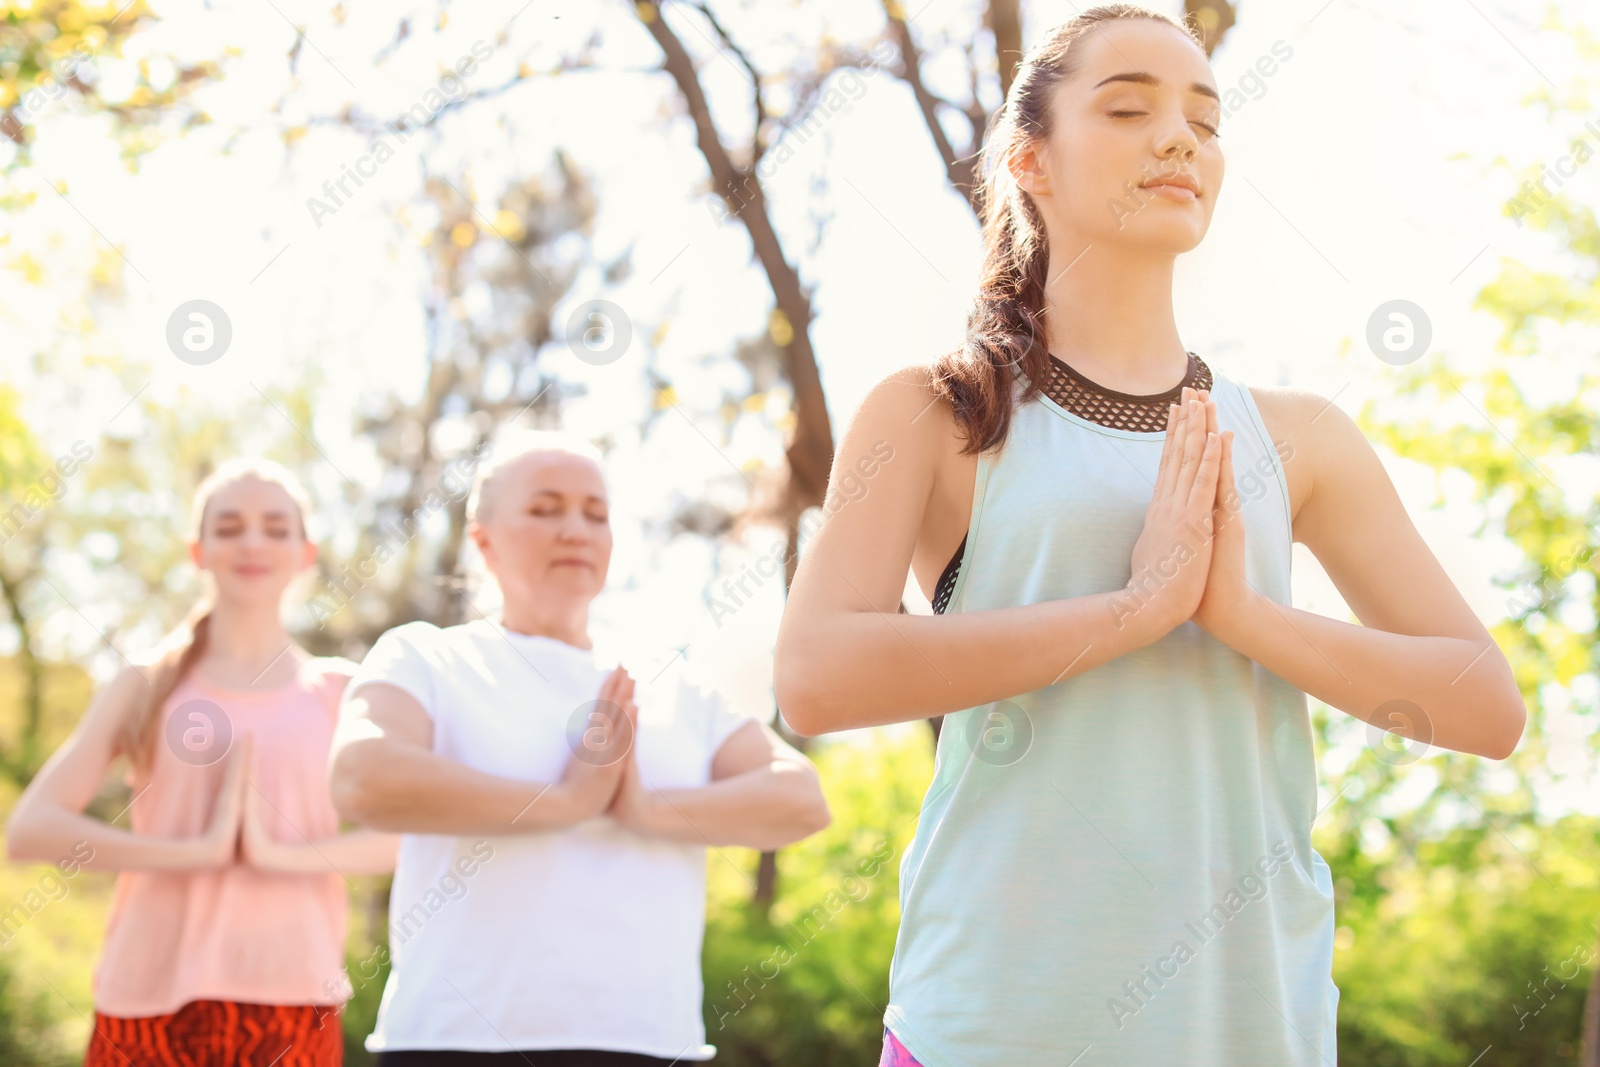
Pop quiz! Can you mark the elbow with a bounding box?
[805,793,833,837]
[777,689,834,740]
[3,829,27,865]
[1483,702,1527,762]
[794,768,832,838]
[1467,672,1527,761]
[1487,668,1529,760]
[329,746,400,829]
[773,633,835,738]
[758,766,832,849]
[779,703,820,740]
[5,803,44,863]
[5,818,58,866]
[790,767,832,844]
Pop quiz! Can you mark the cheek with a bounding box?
[272,536,308,559]
[1056,131,1132,216]
[512,520,558,553]
[196,539,234,566]
[1202,149,1223,197]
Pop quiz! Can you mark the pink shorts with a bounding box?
[879,1026,927,1067]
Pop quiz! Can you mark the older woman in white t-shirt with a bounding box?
[329,430,831,1067]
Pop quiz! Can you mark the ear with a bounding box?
[468,521,495,568]
[1008,140,1052,197]
[187,539,204,569]
[299,538,318,570]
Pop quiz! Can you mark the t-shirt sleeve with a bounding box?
[343,622,441,720]
[311,656,360,725]
[695,678,764,760]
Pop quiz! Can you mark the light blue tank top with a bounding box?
[883,363,1339,1065]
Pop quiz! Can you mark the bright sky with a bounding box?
[3,0,1596,815]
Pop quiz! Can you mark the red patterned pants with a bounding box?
[85,999,343,1066]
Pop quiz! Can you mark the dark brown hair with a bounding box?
[118,458,313,774]
[931,5,1206,455]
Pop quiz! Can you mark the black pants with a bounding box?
[374,1050,689,1066]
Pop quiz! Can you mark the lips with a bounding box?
[1142,174,1200,198]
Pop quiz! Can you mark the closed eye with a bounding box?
[1108,111,1220,138]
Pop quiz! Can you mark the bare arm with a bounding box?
[5,665,245,871]
[327,669,637,835]
[606,718,831,850]
[1197,390,1526,760]
[240,670,401,875]
[241,765,401,875]
[775,368,1223,736]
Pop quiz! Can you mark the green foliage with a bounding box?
[698,729,931,1066]
[0,0,222,168]
[0,954,77,1067]
[1335,816,1600,1066]
[0,385,47,498]
[338,940,389,1067]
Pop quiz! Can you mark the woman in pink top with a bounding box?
[6,457,400,1066]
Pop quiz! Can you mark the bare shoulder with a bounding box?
[78,660,156,736]
[1244,384,1364,529]
[1246,383,1335,425]
[853,364,956,433]
[835,363,964,484]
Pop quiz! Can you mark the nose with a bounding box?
[558,511,592,542]
[1154,108,1199,161]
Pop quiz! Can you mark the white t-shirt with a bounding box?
[342,618,760,1057]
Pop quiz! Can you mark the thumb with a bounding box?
[1216,432,1238,523]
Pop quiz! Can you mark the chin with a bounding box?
[216,585,291,609]
[1129,220,1209,253]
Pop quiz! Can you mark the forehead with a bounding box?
[1070,19,1214,94]
[206,476,298,514]
[498,451,607,496]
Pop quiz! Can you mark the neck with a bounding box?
[497,601,592,650]
[1039,241,1189,394]
[203,602,298,672]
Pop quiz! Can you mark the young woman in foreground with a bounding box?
[7,458,399,1066]
[774,6,1528,1065]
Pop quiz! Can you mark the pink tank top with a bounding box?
[91,655,354,1017]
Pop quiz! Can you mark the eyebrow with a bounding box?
[1093,71,1220,103]
[531,489,607,503]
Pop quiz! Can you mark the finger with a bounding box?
[1200,395,1221,506]
[1172,388,1193,482]
[222,737,249,795]
[1217,431,1237,527]
[1154,396,1183,498]
[1187,431,1222,515]
[1177,394,1204,493]
[237,737,255,787]
[618,695,638,755]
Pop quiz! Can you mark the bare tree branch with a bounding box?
[687,1,769,163]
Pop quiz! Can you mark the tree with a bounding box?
[1,0,221,164]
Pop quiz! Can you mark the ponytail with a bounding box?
[121,602,213,775]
